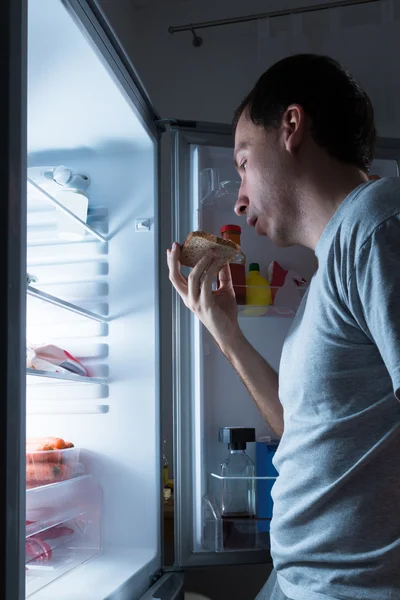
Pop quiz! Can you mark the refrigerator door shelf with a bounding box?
[202,474,277,554]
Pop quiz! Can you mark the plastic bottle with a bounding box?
[244,263,272,316]
[219,427,256,550]
[220,225,246,304]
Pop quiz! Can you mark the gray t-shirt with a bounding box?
[272,177,400,600]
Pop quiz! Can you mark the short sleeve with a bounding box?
[348,214,400,400]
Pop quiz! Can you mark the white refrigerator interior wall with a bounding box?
[26,0,160,596]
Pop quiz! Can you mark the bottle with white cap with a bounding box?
[45,165,90,241]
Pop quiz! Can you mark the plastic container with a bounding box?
[26,474,102,597]
[220,225,246,305]
[244,263,272,316]
[26,447,81,489]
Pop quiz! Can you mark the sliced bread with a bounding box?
[180,231,245,272]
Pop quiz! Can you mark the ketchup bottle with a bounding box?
[220,224,246,305]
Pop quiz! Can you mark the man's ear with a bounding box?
[281,104,306,154]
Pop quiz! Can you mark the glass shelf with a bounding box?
[234,285,307,318]
[27,177,107,243]
[27,286,108,323]
[238,305,296,318]
[202,473,277,553]
[26,368,108,385]
[27,403,109,415]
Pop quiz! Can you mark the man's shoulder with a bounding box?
[337,177,400,252]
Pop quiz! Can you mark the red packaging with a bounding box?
[220,225,246,305]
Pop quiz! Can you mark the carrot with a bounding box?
[26,437,74,452]
[26,462,74,487]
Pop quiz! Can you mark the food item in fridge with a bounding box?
[41,525,74,540]
[25,525,75,567]
[28,437,74,451]
[268,260,306,304]
[26,536,53,563]
[220,225,246,304]
[26,344,89,377]
[245,263,272,315]
[26,439,81,488]
[180,231,245,273]
[274,268,307,312]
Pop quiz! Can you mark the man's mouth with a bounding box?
[247,216,257,228]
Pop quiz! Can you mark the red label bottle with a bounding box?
[220,224,246,305]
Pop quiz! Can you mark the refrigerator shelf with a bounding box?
[26,474,101,533]
[238,305,296,318]
[26,368,108,385]
[27,178,107,243]
[27,403,109,415]
[27,286,108,323]
[26,505,86,539]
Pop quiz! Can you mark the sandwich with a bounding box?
[180,231,245,272]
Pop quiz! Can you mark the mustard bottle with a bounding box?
[244,263,272,316]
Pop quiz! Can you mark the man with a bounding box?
[167,54,400,600]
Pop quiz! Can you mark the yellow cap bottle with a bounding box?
[244,263,272,316]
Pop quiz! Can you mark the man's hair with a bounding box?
[233,54,376,172]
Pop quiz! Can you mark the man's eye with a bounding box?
[240,160,247,171]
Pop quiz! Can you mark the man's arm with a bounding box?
[222,331,283,437]
[167,243,284,437]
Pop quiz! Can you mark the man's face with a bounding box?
[233,111,299,247]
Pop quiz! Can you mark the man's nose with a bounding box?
[234,191,249,217]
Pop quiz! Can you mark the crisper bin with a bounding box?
[26,446,82,489]
[202,472,277,553]
[26,474,102,597]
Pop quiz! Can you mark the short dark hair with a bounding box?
[233,54,376,172]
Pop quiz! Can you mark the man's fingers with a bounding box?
[167,243,187,297]
[187,250,215,302]
[200,257,221,301]
[218,263,233,290]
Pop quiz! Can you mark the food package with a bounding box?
[26,344,88,377]
[26,524,75,567]
[268,261,306,308]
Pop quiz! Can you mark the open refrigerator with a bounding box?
[2,0,400,599]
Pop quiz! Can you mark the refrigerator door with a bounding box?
[168,122,275,569]
[0,0,27,599]
[168,123,400,570]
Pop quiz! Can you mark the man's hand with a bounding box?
[167,242,242,352]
